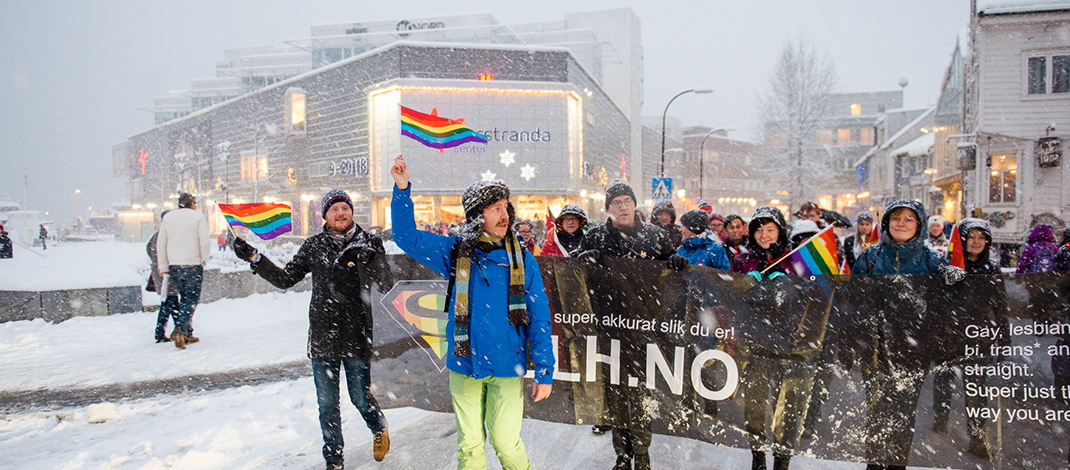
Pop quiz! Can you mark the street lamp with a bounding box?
[698,128,737,200]
[72,189,80,227]
[660,88,713,178]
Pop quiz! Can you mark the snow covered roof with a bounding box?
[890,132,935,157]
[880,107,936,151]
[978,0,1070,14]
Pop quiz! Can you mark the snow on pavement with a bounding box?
[0,292,310,391]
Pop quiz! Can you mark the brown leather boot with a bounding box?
[170,330,186,349]
[373,428,389,462]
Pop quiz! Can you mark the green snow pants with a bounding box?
[449,371,531,470]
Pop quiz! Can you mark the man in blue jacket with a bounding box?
[389,155,554,470]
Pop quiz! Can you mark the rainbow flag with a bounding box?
[790,225,842,276]
[400,105,488,150]
[218,203,291,240]
[947,224,965,269]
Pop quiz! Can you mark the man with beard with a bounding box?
[233,189,393,469]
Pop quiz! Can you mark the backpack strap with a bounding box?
[443,238,463,312]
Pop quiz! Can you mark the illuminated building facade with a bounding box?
[116,42,631,237]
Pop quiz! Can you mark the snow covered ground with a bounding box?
[0,241,914,469]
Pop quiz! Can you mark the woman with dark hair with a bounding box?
[730,206,806,470]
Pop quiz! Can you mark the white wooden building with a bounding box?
[958,1,1070,246]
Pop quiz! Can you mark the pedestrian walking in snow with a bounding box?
[233,188,394,468]
[38,224,48,250]
[0,225,12,259]
[147,210,180,343]
[389,155,554,470]
[156,193,211,349]
[540,204,588,257]
[578,179,682,470]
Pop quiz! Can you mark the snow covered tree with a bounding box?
[756,37,839,210]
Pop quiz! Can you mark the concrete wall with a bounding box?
[0,255,439,324]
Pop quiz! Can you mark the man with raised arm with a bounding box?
[389,155,554,470]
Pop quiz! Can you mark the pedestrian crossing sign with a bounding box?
[652,178,672,199]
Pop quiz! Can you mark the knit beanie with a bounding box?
[928,215,946,228]
[604,179,636,210]
[459,180,515,244]
[856,212,874,224]
[321,189,353,219]
[680,210,710,235]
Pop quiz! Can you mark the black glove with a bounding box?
[667,253,689,271]
[577,249,600,263]
[233,237,258,262]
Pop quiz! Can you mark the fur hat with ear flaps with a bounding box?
[458,180,516,244]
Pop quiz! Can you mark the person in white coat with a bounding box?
[157,192,211,349]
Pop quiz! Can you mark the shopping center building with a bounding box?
[114,11,641,237]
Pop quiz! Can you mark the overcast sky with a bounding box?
[0,0,970,222]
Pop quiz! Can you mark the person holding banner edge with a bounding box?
[851,199,964,470]
[577,179,684,470]
[389,155,554,470]
[232,189,394,469]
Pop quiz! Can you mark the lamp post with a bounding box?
[660,88,713,178]
[72,189,80,227]
[697,128,737,200]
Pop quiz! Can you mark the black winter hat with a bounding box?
[680,210,710,235]
[321,189,353,219]
[604,179,636,210]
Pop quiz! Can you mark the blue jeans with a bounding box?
[312,358,386,468]
[167,266,203,337]
[155,295,181,340]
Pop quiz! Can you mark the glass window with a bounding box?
[860,127,875,145]
[988,153,1017,203]
[1029,57,1047,94]
[1053,55,1070,93]
[837,128,850,145]
[816,129,834,145]
[850,103,861,115]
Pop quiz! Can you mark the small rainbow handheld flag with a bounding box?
[947,224,965,269]
[218,203,292,240]
[790,225,842,276]
[400,105,488,150]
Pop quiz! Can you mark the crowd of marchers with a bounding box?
[135,165,1070,470]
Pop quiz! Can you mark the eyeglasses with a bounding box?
[609,198,634,209]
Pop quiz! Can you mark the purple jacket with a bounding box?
[1016,224,1058,274]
